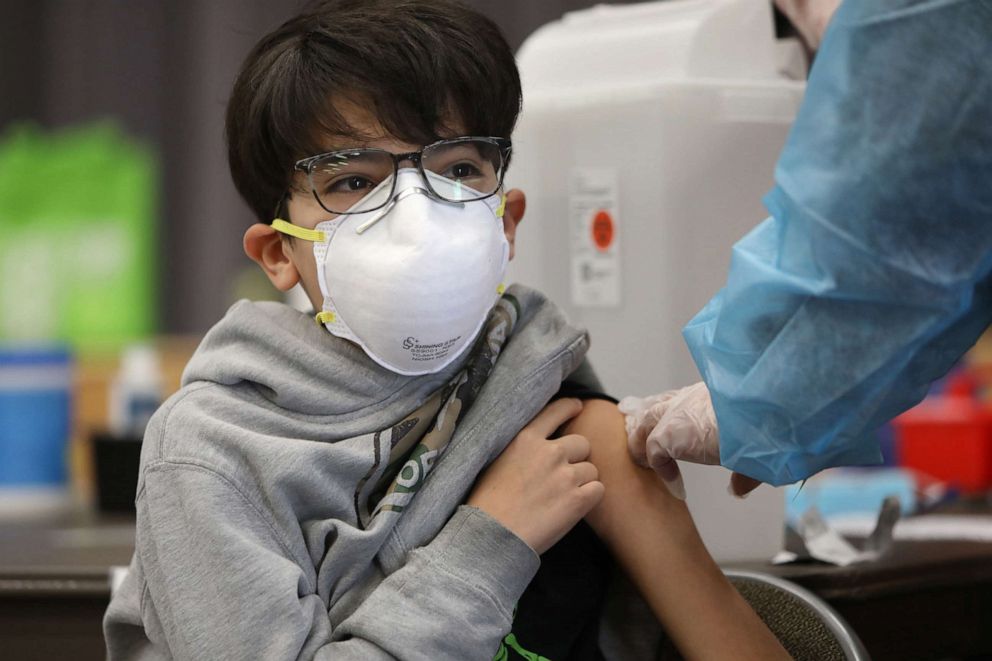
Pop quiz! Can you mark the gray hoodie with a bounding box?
[103,284,590,661]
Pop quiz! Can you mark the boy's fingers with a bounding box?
[554,433,591,463]
[527,398,583,438]
[577,480,606,509]
[570,460,599,486]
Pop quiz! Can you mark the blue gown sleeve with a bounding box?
[683,0,992,486]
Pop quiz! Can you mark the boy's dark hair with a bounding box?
[225,0,522,224]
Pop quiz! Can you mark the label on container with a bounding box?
[569,167,621,307]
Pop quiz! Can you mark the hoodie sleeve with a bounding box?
[136,461,539,661]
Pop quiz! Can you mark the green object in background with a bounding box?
[0,122,157,350]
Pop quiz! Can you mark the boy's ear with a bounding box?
[243,223,301,291]
[502,189,526,260]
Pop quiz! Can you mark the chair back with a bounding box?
[724,569,870,661]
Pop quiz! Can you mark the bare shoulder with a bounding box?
[563,397,685,524]
[563,398,625,437]
[561,398,632,477]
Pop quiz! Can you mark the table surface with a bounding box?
[3,506,992,599]
[730,536,992,599]
[733,503,992,598]
[0,509,135,597]
[2,506,992,661]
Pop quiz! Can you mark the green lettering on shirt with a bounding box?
[493,632,552,661]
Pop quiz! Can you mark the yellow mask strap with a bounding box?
[495,194,507,219]
[272,218,326,243]
[315,311,337,325]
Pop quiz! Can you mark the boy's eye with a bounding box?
[444,162,483,180]
[328,175,374,194]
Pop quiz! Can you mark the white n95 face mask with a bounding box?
[272,168,509,376]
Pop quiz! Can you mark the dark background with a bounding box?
[0,0,649,335]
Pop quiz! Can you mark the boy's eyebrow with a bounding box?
[315,137,371,153]
[317,131,391,153]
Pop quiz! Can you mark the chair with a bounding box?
[724,569,870,661]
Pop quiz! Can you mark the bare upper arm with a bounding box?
[561,398,693,538]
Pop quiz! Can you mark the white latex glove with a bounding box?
[619,382,761,500]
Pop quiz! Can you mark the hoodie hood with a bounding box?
[182,298,470,419]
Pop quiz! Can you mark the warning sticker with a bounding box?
[591,210,615,252]
[569,168,621,307]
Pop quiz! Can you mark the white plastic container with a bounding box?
[508,0,806,561]
[108,344,163,438]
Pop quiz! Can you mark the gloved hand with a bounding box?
[619,382,761,500]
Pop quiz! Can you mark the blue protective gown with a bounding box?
[683,0,992,486]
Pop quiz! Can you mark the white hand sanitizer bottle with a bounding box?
[108,344,163,439]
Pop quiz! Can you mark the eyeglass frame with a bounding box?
[290,135,513,216]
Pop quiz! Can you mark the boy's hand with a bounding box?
[467,398,604,554]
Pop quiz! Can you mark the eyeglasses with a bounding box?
[293,136,512,215]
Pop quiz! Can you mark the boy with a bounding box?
[104,1,787,659]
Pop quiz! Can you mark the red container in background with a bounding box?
[893,373,992,494]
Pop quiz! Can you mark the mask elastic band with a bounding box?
[495,194,507,219]
[315,311,337,325]
[272,218,326,243]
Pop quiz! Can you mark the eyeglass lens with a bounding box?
[306,139,504,214]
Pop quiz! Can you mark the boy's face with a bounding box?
[244,100,526,311]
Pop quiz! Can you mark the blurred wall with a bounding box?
[0,0,644,335]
